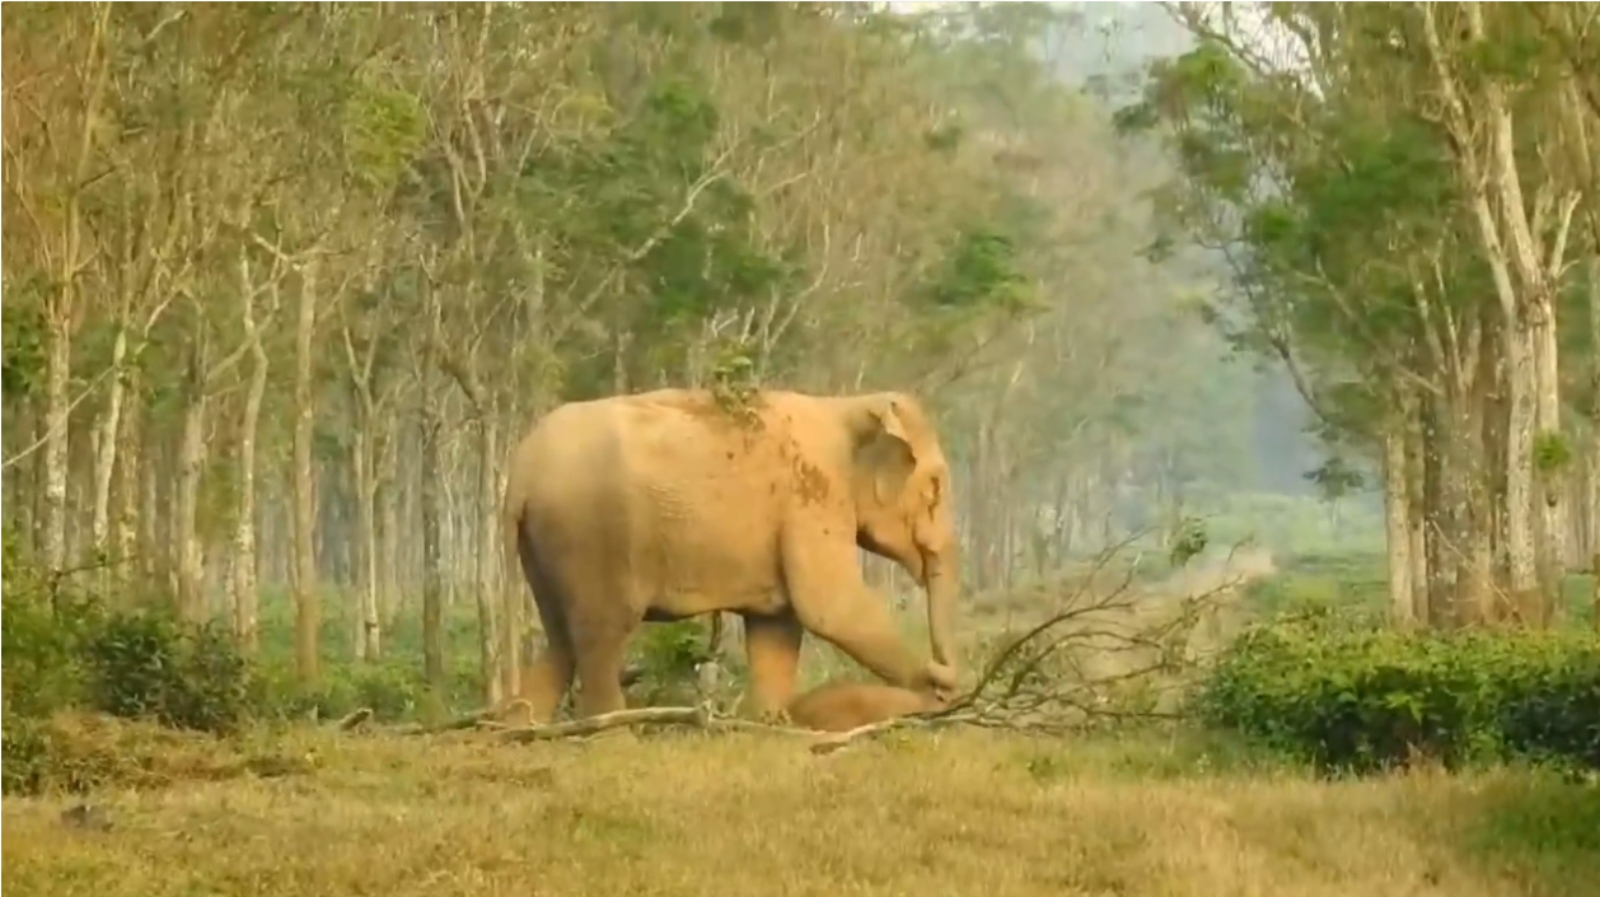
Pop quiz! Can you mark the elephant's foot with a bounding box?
[491,698,537,728]
[756,706,794,728]
[917,660,959,696]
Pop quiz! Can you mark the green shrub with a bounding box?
[623,620,713,705]
[1195,609,1600,774]
[261,659,436,723]
[0,529,108,716]
[83,610,256,734]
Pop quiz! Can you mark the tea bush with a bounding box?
[628,619,738,706]
[83,610,255,734]
[0,534,102,717]
[1195,608,1600,774]
[2,531,267,793]
[260,659,443,724]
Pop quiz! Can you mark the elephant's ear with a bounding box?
[859,399,918,504]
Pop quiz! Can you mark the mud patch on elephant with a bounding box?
[792,457,832,506]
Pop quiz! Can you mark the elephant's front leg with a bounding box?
[781,529,948,693]
[741,610,804,722]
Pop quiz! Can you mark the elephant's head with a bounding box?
[843,392,960,674]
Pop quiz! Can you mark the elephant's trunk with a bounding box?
[923,553,959,672]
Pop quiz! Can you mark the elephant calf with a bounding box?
[784,680,948,732]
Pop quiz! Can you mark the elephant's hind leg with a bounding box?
[515,531,576,724]
[519,627,575,725]
[573,633,631,719]
[561,572,638,719]
[742,610,804,720]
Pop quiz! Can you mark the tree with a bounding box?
[1119,1,1596,627]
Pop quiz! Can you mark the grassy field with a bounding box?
[8,549,1596,897]
[5,723,1598,897]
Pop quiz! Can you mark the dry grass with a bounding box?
[6,723,1595,897]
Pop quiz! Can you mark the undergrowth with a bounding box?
[1195,605,1600,774]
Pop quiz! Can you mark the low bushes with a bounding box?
[0,532,449,794]
[1195,607,1600,774]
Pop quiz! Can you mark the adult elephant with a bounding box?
[502,387,961,723]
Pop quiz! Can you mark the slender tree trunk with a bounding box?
[110,380,141,601]
[40,317,72,571]
[476,415,502,707]
[1405,406,1431,627]
[421,412,446,689]
[292,263,321,685]
[1530,293,1565,626]
[1383,406,1416,628]
[139,420,162,587]
[38,9,109,573]
[421,276,446,689]
[352,404,382,660]
[30,404,49,558]
[1501,316,1540,624]
[1462,383,1495,626]
[230,355,265,653]
[379,464,400,632]
[230,258,268,655]
[90,319,129,567]
[175,380,207,622]
[1420,396,1455,627]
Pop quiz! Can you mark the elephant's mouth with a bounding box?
[855,529,884,555]
[856,528,925,584]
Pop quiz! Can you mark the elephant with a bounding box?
[784,679,948,732]
[502,387,962,723]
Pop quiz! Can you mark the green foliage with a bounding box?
[923,224,1033,312]
[1243,552,1389,619]
[1304,456,1366,500]
[82,612,255,734]
[627,620,730,707]
[1532,430,1574,475]
[1167,515,1209,567]
[633,620,714,683]
[341,79,426,192]
[1,533,97,717]
[1464,772,1600,888]
[260,660,430,724]
[1196,611,1600,774]
[1,276,49,399]
[2,534,266,792]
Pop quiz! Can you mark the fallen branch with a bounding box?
[498,706,711,742]
[806,710,981,755]
[491,705,912,746]
[389,533,1256,748]
[932,531,1257,732]
[335,707,373,732]
[390,700,537,735]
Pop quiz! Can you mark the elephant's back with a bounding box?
[507,400,628,516]
[506,389,833,615]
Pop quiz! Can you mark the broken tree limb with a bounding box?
[498,706,711,742]
[335,707,374,732]
[492,706,883,744]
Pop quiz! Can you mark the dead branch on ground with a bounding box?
[373,532,1258,751]
[931,531,1256,734]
